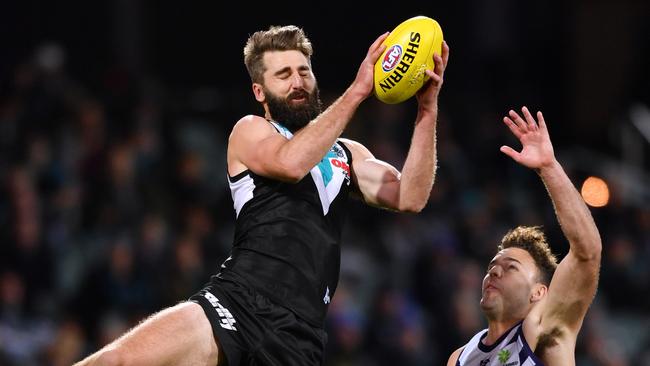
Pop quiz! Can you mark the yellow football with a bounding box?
[374,16,444,104]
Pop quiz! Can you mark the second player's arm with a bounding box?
[502,108,602,340]
[536,160,602,331]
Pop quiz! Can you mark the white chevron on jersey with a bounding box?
[309,153,347,215]
[270,121,350,215]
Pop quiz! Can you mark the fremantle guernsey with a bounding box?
[218,120,353,327]
[457,321,544,366]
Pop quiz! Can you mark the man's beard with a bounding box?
[264,86,322,133]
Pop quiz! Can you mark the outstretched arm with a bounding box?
[229,33,389,182]
[502,107,601,334]
[348,41,450,212]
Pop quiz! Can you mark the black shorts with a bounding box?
[190,275,327,366]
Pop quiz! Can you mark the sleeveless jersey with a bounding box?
[457,322,544,366]
[218,120,353,326]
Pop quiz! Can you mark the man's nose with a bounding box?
[489,265,502,278]
[291,74,304,89]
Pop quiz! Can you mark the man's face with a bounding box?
[256,50,322,132]
[480,247,542,321]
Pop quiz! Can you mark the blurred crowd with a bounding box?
[1,41,649,366]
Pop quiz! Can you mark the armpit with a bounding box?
[536,327,563,355]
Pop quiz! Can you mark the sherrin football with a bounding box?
[374,16,444,104]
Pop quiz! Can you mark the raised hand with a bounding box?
[500,106,556,170]
[350,32,390,98]
[416,40,450,111]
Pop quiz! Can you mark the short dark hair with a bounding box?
[498,226,558,285]
[243,25,313,84]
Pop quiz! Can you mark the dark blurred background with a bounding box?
[1,1,649,365]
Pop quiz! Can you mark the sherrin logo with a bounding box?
[382,45,403,72]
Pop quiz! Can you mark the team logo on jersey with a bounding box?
[312,142,351,215]
[316,145,350,187]
[498,349,514,365]
[480,359,490,366]
[203,291,237,331]
[330,144,351,183]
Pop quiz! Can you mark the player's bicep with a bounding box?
[541,249,600,331]
[229,116,297,181]
[341,138,401,210]
[354,158,402,209]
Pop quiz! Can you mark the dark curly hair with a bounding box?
[499,226,558,285]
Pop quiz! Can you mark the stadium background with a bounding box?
[1,1,649,365]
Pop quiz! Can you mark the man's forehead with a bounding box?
[492,247,534,264]
[263,50,310,70]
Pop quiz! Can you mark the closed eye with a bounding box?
[274,66,311,80]
[273,67,291,79]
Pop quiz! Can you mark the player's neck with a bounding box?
[484,318,521,346]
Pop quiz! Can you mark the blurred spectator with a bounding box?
[0,271,55,365]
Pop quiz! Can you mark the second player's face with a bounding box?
[480,247,540,320]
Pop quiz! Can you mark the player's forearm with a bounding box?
[539,160,602,260]
[278,86,366,180]
[396,106,438,212]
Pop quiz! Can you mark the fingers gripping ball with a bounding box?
[374,16,444,104]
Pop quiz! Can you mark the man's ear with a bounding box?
[530,283,547,304]
[252,83,265,102]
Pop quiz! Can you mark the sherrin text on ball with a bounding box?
[374,16,444,104]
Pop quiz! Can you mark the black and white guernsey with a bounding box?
[218,120,353,326]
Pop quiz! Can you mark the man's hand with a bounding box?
[349,32,389,99]
[415,41,449,113]
[500,106,556,170]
